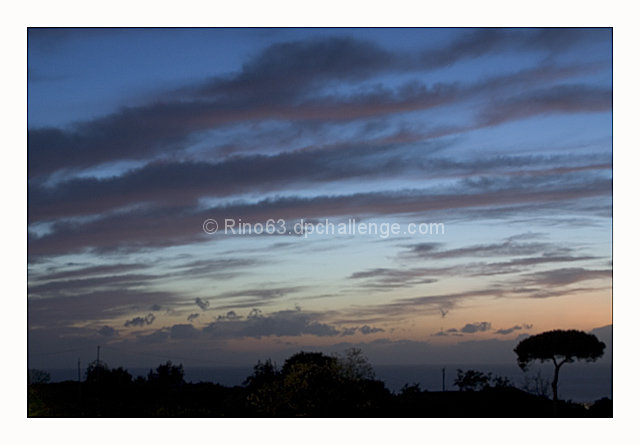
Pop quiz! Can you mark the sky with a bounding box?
[27,28,612,370]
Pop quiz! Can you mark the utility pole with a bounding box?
[96,345,101,417]
[77,357,82,416]
[442,367,446,391]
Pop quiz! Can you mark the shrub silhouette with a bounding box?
[454,369,512,391]
[28,369,51,384]
[454,369,491,391]
[27,347,609,417]
[244,350,390,416]
[147,361,185,387]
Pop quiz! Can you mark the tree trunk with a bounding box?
[551,361,563,416]
[552,363,560,403]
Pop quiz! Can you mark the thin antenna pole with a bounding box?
[442,367,445,391]
[77,358,81,382]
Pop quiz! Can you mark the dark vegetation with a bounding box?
[514,329,606,402]
[28,341,611,418]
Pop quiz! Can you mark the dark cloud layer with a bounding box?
[28,146,610,223]
[28,30,610,180]
[124,313,156,327]
[28,176,611,257]
[195,297,210,311]
[460,322,492,333]
[27,30,612,365]
[202,308,340,339]
[495,324,533,335]
[28,289,177,328]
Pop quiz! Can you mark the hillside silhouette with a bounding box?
[28,346,612,417]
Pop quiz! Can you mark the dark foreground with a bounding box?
[28,351,612,418]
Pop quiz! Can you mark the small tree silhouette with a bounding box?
[85,360,109,384]
[454,369,491,391]
[338,348,375,381]
[28,369,51,384]
[147,361,185,386]
[244,359,279,388]
[521,370,551,398]
[514,329,605,404]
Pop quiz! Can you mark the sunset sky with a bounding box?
[27,28,612,369]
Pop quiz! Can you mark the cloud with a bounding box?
[319,335,536,365]
[97,325,118,337]
[216,311,241,321]
[211,286,306,310]
[341,325,385,336]
[191,36,397,98]
[404,239,559,260]
[416,28,606,69]
[28,289,176,328]
[431,328,463,337]
[431,322,492,335]
[124,313,156,327]
[184,30,600,102]
[590,324,612,360]
[359,325,385,335]
[340,271,611,326]
[495,324,533,335]
[26,30,612,370]
[173,258,258,279]
[170,324,199,340]
[28,273,157,298]
[350,251,599,293]
[195,297,210,311]
[135,329,169,344]
[28,175,611,257]
[349,267,438,290]
[28,30,609,181]
[435,322,532,337]
[202,308,340,339]
[479,84,612,126]
[29,263,150,281]
[28,133,611,224]
[522,267,612,287]
[332,289,501,324]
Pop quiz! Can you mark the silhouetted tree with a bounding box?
[148,361,184,386]
[490,375,512,388]
[28,369,51,384]
[514,329,605,404]
[521,370,551,398]
[454,369,513,391]
[86,363,133,387]
[244,359,279,388]
[85,360,109,384]
[338,348,375,381]
[244,351,388,416]
[244,359,281,415]
[399,383,422,395]
[106,366,133,386]
[279,352,341,415]
[454,369,491,391]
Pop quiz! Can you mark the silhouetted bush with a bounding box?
[27,350,610,418]
[588,397,613,417]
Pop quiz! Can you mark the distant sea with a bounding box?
[42,362,611,403]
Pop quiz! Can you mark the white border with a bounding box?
[6,1,634,444]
